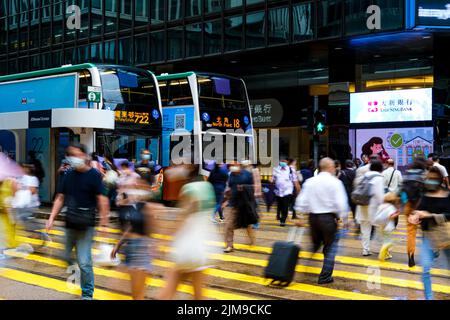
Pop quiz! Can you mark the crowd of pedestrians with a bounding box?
[1,145,449,301]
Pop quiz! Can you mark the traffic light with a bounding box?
[314,110,326,135]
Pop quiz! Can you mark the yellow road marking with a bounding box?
[3,248,256,300]
[0,267,131,300]
[36,227,447,277]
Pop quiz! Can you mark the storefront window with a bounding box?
[225,15,243,52]
[204,0,221,14]
[186,0,201,17]
[318,0,342,38]
[134,35,149,65]
[151,30,165,62]
[246,11,265,49]
[186,23,202,57]
[204,19,221,55]
[268,6,289,45]
[168,27,183,60]
[293,2,314,42]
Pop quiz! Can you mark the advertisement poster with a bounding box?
[26,128,51,202]
[162,106,195,167]
[417,1,450,27]
[352,127,433,172]
[350,88,432,124]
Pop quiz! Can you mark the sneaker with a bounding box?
[385,252,393,260]
[223,247,234,253]
[362,250,372,256]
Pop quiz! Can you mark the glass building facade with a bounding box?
[0,0,405,75]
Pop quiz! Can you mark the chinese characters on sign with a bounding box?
[250,104,272,125]
[114,111,150,124]
[211,116,241,129]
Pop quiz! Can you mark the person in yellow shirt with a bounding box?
[0,177,18,249]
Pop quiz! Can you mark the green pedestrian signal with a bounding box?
[314,110,326,135]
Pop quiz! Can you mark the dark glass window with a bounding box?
[78,44,89,63]
[168,27,183,60]
[204,0,221,14]
[0,18,6,54]
[135,0,149,27]
[53,1,64,44]
[344,0,371,36]
[293,2,314,42]
[204,19,221,55]
[151,0,165,24]
[268,6,289,45]
[224,15,243,52]
[186,23,202,57]
[41,5,51,46]
[41,51,51,68]
[29,9,39,48]
[246,11,265,49]
[19,0,27,12]
[78,0,89,39]
[8,15,18,51]
[186,0,201,17]
[8,59,17,73]
[18,56,28,72]
[118,37,132,65]
[150,30,165,62]
[225,0,242,9]
[168,0,182,21]
[30,54,40,70]
[64,1,76,42]
[52,51,62,67]
[119,0,132,30]
[91,42,103,62]
[246,0,264,5]
[65,47,76,64]
[105,0,117,33]
[376,0,403,31]
[318,0,342,38]
[9,0,19,15]
[0,60,7,75]
[0,0,6,17]
[91,0,102,37]
[104,39,116,63]
[135,35,149,65]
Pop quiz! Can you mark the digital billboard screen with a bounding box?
[350,88,432,124]
[417,1,450,27]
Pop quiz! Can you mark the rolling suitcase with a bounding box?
[264,227,304,287]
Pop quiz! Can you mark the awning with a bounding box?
[0,108,115,130]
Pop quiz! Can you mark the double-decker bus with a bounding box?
[157,72,255,176]
[0,63,162,202]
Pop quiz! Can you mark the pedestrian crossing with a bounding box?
[0,213,449,300]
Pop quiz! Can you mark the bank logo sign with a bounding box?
[417,1,450,27]
[350,88,432,124]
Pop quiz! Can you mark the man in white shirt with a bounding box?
[273,159,299,227]
[428,153,449,189]
[294,157,348,284]
[382,158,403,194]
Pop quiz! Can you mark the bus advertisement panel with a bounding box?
[0,74,77,113]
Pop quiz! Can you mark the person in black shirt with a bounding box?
[28,150,45,184]
[339,160,357,226]
[409,166,450,300]
[46,143,109,300]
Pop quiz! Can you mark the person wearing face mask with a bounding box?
[273,159,299,226]
[135,149,156,185]
[46,143,109,300]
[222,162,257,253]
[408,167,450,300]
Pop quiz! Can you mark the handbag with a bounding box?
[65,207,96,230]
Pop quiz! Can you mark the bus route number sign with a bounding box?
[115,111,150,125]
[87,86,102,103]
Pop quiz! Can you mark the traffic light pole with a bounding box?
[313,96,319,166]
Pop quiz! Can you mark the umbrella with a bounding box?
[0,152,24,181]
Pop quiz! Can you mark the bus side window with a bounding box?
[78,70,92,107]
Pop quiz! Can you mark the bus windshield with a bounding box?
[198,75,252,132]
[99,67,159,110]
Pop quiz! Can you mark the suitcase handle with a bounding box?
[287,226,304,243]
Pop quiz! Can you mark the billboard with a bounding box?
[350,88,432,124]
[0,74,77,113]
[417,1,450,27]
[351,127,433,172]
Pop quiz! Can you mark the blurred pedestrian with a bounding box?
[294,157,348,284]
[373,192,401,261]
[299,161,313,186]
[207,161,229,223]
[27,151,45,185]
[102,154,120,209]
[0,177,18,250]
[157,165,217,300]
[273,158,299,226]
[223,162,257,253]
[112,174,161,300]
[355,160,384,256]
[401,158,427,267]
[162,161,195,207]
[135,149,156,185]
[242,160,263,228]
[339,160,357,225]
[46,143,109,300]
[427,153,449,189]
[383,158,403,194]
[408,166,450,300]
[287,159,302,220]
[334,160,342,178]
[90,152,106,176]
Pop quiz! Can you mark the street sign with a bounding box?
[87,86,102,103]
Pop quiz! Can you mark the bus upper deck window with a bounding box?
[212,77,231,96]
[118,70,138,88]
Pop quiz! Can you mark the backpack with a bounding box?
[351,174,380,206]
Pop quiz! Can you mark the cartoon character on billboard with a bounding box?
[361,137,390,162]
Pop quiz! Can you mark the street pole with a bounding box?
[313,95,319,165]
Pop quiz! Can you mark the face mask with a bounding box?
[142,154,151,160]
[67,156,85,169]
[424,179,441,191]
[229,166,240,173]
[280,162,287,168]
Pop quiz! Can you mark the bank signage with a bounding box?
[416,0,450,27]
[350,88,432,124]
[29,110,52,128]
[249,99,283,128]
